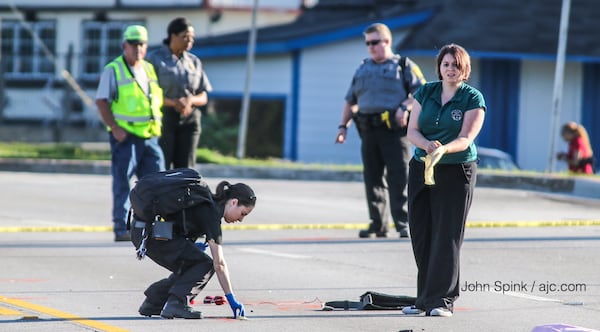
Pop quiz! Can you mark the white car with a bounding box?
[477,147,519,171]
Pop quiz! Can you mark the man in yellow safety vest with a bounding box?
[96,25,165,242]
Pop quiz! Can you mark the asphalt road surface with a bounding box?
[0,172,599,332]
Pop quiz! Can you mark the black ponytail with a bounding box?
[213,181,256,207]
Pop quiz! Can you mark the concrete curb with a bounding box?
[0,158,112,175]
[1,158,599,200]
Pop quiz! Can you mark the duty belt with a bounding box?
[354,110,395,130]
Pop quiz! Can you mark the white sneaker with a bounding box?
[402,305,424,315]
[429,307,453,317]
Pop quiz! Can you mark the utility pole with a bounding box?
[236,0,259,159]
[547,0,571,172]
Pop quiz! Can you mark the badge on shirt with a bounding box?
[451,109,463,121]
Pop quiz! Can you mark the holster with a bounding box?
[353,110,401,136]
[352,113,368,137]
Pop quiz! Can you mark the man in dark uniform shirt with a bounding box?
[335,23,426,238]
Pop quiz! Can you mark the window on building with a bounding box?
[1,20,56,79]
[79,21,142,80]
[202,96,285,159]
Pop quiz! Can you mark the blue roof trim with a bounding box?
[192,10,434,59]
[403,50,600,63]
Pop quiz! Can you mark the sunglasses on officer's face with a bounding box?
[365,39,382,47]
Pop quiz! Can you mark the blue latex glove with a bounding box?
[225,293,245,318]
[195,241,208,252]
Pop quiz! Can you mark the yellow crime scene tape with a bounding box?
[1,220,600,233]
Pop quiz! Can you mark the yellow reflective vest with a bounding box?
[106,56,163,138]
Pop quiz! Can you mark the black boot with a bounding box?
[358,229,388,238]
[160,297,202,319]
[395,221,409,238]
[398,228,409,238]
[359,221,388,238]
[138,298,163,317]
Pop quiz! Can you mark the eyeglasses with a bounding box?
[365,39,381,47]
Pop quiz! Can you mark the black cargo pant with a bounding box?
[359,125,411,233]
[131,222,214,307]
[407,159,476,313]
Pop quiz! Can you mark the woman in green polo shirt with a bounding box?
[403,43,486,317]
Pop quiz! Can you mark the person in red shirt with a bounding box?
[557,122,595,174]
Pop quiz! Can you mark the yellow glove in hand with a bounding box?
[430,145,446,165]
[419,155,434,185]
[420,146,447,185]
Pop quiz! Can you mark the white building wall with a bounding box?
[517,60,582,172]
[296,37,365,164]
[4,89,58,120]
[92,11,296,41]
[203,55,292,94]
[190,10,299,36]
[0,7,298,121]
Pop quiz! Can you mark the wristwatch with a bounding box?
[338,124,347,130]
[399,104,408,112]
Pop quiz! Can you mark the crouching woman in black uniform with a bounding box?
[131,181,256,319]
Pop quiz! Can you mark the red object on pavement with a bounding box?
[214,296,227,305]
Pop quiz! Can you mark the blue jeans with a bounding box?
[110,133,165,235]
